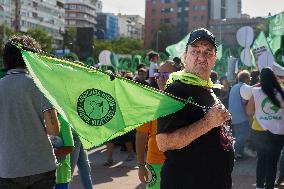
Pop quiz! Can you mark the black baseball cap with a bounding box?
[187,28,217,50]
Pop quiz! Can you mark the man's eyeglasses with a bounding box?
[189,49,215,58]
[154,72,170,80]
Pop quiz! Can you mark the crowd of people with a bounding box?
[1,28,284,189]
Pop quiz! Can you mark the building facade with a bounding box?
[209,0,241,19]
[118,14,144,39]
[96,12,118,40]
[12,0,65,44]
[64,0,97,29]
[208,17,266,53]
[0,0,12,26]
[144,0,209,49]
[95,0,102,13]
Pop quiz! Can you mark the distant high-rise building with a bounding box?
[0,0,12,26]
[117,14,144,39]
[95,0,102,13]
[96,13,118,40]
[209,0,241,19]
[144,0,209,49]
[11,0,65,45]
[64,0,97,29]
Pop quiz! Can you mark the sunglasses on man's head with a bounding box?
[154,72,170,80]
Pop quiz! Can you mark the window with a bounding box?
[184,6,189,11]
[152,0,156,4]
[178,7,182,12]
[70,5,76,10]
[161,8,174,13]
[201,5,206,11]
[164,18,171,23]
[161,0,174,3]
[194,5,198,11]
[152,9,156,15]
[69,13,76,17]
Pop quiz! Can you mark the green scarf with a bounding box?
[166,70,223,89]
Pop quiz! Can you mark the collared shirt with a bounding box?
[0,69,56,178]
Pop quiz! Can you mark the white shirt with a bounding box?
[252,87,284,135]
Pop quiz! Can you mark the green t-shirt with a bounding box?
[56,115,74,184]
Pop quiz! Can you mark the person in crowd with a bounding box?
[219,76,230,108]
[250,70,260,85]
[70,131,94,189]
[156,28,234,189]
[103,133,136,166]
[275,74,284,188]
[246,67,284,189]
[135,67,149,86]
[0,35,60,189]
[210,70,221,96]
[228,70,251,159]
[136,60,180,189]
[147,51,159,88]
[52,115,74,189]
[275,147,284,187]
[103,73,136,166]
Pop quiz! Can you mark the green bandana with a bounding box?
[166,70,223,89]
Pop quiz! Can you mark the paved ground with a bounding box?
[69,146,282,189]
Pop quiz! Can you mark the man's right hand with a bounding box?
[138,166,148,184]
[204,103,231,129]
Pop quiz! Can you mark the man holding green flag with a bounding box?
[156,28,234,189]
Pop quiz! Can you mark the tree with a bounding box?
[64,27,77,52]
[27,27,54,52]
[93,37,144,58]
[93,39,113,58]
[111,37,143,54]
[0,25,14,68]
[151,24,180,52]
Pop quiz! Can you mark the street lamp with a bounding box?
[219,19,226,44]
[156,30,162,52]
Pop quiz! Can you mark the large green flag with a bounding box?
[166,33,190,59]
[269,11,284,36]
[21,49,186,149]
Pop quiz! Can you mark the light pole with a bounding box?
[156,30,161,52]
[219,19,226,44]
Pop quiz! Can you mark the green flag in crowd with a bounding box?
[251,31,272,58]
[267,34,281,54]
[216,44,223,60]
[269,11,284,36]
[166,33,190,59]
[21,48,186,149]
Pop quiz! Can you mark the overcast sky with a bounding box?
[102,0,284,18]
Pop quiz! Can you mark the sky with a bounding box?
[102,0,284,18]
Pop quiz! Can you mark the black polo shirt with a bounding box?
[157,81,234,189]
